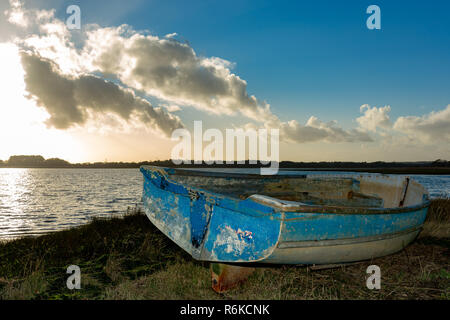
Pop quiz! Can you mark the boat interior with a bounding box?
[162,169,429,209]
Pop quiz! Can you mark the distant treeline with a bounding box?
[0,155,449,171]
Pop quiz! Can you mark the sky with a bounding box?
[0,0,449,163]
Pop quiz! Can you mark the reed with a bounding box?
[426,198,450,222]
[421,198,450,239]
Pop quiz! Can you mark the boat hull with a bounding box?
[140,166,429,265]
[264,227,421,264]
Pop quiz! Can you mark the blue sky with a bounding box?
[0,0,449,162]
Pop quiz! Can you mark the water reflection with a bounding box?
[0,168,143,240]
[0,169,35,239]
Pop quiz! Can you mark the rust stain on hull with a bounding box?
[211,263,256,293]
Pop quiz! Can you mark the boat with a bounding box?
[140,166,430,265]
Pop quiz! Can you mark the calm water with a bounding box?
[0,169,142,240]
[0,168,448,240]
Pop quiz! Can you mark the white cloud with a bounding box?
[278,117,373,143]
[162,104,182,112]
[4,0,57,31]
[393,105,450,143]
[80,25,276,122]
[165,32,177,38]
[4,0,28,27]
[356,104,392,132]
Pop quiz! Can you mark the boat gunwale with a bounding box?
[140,166,431,216]
[249,194,430,215]
[146,166,308,179]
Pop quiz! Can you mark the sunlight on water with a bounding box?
[0,168,448,240]
[0,168,143,240]
[0,169,36,239]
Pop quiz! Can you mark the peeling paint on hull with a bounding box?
[140,166,430,265]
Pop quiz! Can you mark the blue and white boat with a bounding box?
[140,166,430,265]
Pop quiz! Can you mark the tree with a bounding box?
[8,155,45,167]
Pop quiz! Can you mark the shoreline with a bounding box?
[0,166,449,175]
[281,167,450,175]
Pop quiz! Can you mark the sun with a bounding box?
[0,42,85,162]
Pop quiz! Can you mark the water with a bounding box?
[0,169,142,240]
[0,168,448,240]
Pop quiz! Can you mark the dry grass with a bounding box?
[101,241,449,300]
[420,198,450,239]
[0,200,448,300]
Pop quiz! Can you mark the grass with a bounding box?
[0,201,449,300]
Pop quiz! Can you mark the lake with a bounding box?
[0,168,449,240]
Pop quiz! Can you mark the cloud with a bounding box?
[7,1,278,125]
[80,25,276,122]
[356,104,392,132]
[393,105,450,143]
[15,0,450,148]
[78,26,374,143]
[278,117,373,143]
[9,2,364,145]
[4,0,56,30]
[20,51,183,137]
[165,32,178,39]
[4,0,28,27]
[161,104,182,112]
